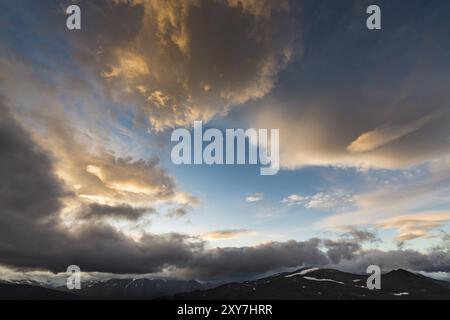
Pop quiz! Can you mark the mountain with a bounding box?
[1,269,449,300]
[57,278,212,300]
[0,282,78,300]
[173,268,450,300]
[0,278,213,300]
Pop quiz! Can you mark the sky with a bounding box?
[0,0,450,282]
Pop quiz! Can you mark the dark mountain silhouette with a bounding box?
[0,283,78,300]
[173,268,450,300]
[1,278,212,300]
[1,269,449,300]
[57,278,212,299]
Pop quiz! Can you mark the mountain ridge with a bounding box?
[172,268,450,300]
[1,268,449,300]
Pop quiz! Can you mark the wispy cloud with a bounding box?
[245,193,263,203]
[318,157,450,244]
[347,114,438,153]
[377,211,450,242]
[281,192,354,210]
[201,229,251,240]
[281,194,304,205]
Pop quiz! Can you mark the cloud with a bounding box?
[226,0,290,17]
[0,128,327,278]
[377,212,450,242]
[182,235,450,280]
[320,229,380,265]
[245,193,263,202]
[250,1,450,171]
[181,238,329,279]
[40,119,199,217]
[0,102,67,226]
[304,192,354,210]
[281,191,354,210]
[101,50,150,79]
[65,0,297,131]
[0,116,329,278]
[318,160,450,237]
[340,228,381,244]
[0,52,199,216]
[80,203,154,221]
[0,123,381,279]
[0,101,202,274]
[166,205,191,219]
[0,118,447,280]
[329,245,450,275]
[347,114,438,153]
[201,229,250,240]
[322,239,360,264]
[1,0,450,282]
[281,194,304,205]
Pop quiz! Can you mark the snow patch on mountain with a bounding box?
[392,292,409,296]
[285,267,320,278]
[303,276,344,285]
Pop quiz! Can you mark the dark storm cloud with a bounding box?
[322,239,360,264]
[181,236,450,280]
[324,233,450,275]
[0,102,65,233]
[80,203,154,221]
[0,101,68,270]
[182,238,329,279]
[332,248,450,275]
[0,101,201,274]
[312,230,379,265]
[341,229,381,243]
